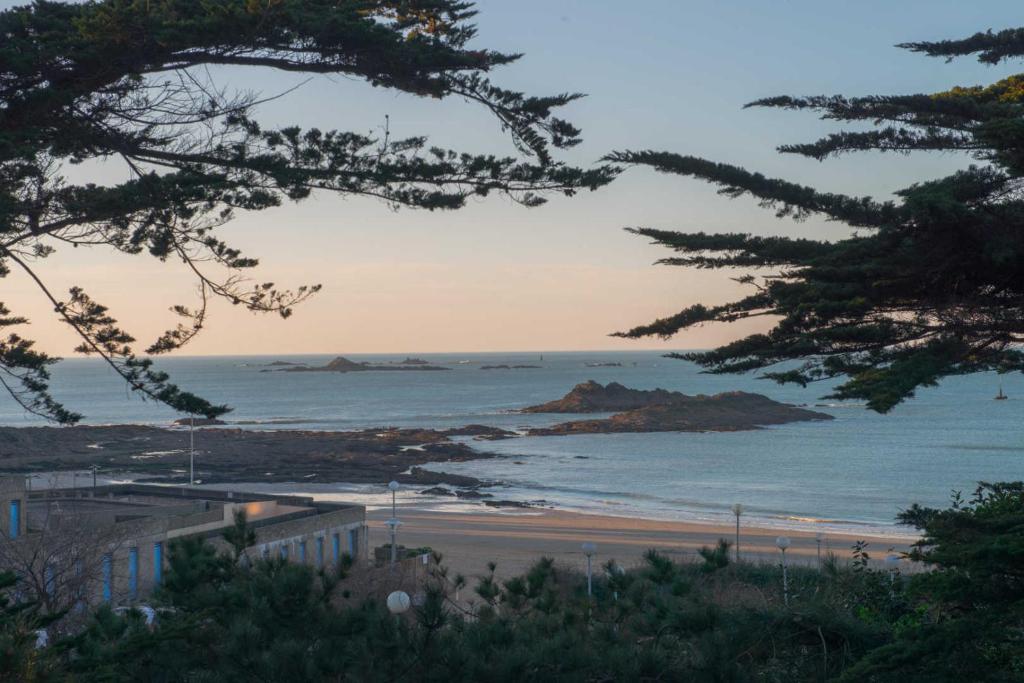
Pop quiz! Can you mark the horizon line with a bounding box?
[52,348,706,360]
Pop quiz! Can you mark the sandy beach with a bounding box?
[367,507,919,579]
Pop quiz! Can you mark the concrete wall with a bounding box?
[3,481,366,608]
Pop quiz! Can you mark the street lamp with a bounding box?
[776,536,791,606]
[387,590,411,618]
[815,532,825,569]
[885,554,901,594]
[731,504,743,561]
[387,481,400,566]
[581,542,597,597]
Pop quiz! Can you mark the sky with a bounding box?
[5,0,1024,355]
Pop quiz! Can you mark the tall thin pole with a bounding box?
[389,483,399,567]
[586,554,593,597]
[731,504,743,562]
[781,548,789,606]
[189,415,195,486]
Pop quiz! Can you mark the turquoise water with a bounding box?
[2,352,1022,534]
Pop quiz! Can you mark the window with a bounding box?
[128,547,138,599]
[102,554,112,602]
[299,540,307,564]
[8,500,19,539]
[153,542,163,584]
[332,534,340,565]
[316,537,324,567]
[348,528,359,558]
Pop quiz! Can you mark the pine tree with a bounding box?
[610,27,1024,412]
[0,1,616,422]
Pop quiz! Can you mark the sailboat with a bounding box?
[995,384,1009,401]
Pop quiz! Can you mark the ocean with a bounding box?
[2,351,1022,536]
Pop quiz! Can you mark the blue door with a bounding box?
[8,500,19,539]
[299,541,307,563]
[316,537,324,567]
[128,548,138,599]
[332,534,340,565]
[348,528,359,558]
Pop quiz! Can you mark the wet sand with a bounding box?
[367,507,918,579]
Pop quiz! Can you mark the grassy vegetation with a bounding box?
[2,483,1022,681]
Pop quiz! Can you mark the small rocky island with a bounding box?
[522,381,832,434]
[265,356,449,373]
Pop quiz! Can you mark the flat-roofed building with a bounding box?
[0,478,366,609]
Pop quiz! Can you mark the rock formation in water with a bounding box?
[522,381,833,434]
[522,381,679,413]
[273,356,449,373]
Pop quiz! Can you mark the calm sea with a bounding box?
[3,352,1022,536]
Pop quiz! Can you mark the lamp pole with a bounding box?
[776,536,791,606]
[885,554,900,597]
[582,542,597,597]
[731,504,743,561]
[815,532,824,569]
[189,415,195,486]
[388,481,400,566]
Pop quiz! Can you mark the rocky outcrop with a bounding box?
[171,417,226,426]
[523,382,833,435]
[481,364,542,370]
[0,425,498,487]
[522,381,679,413]
[274,356,449,373]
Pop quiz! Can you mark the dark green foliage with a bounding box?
[697,538,732,573]
[610,25,1024,412]
[841,482,1024,681]
[0,1,616,423]
[221,508,256,559]
[9,485,1022,680]
[0,569,61,681]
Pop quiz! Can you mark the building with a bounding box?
[0,478,366,608]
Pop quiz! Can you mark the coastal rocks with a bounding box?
[522,380,680,413]
[418,486,456,497]
[523,381,833,435]
[0,426,495,488]
[268,356,449,373]
[171,417,226,427]
[481,364,543,370]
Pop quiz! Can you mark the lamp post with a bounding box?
[90,465,99,490]
[731,504,743,561]
[387,590,411,622]
[189,415,195,486]
[815,532,824,569]
[581,542,597,597]
[885,554,900,596]
[776,536,791,606]
[387,481,400,566]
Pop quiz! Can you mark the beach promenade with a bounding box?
[367,507,918,579]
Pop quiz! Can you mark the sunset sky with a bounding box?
[5,0,1022,355]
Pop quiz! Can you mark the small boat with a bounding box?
[995,384,1008,401]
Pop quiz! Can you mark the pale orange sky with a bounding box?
[5,0,1014,357]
